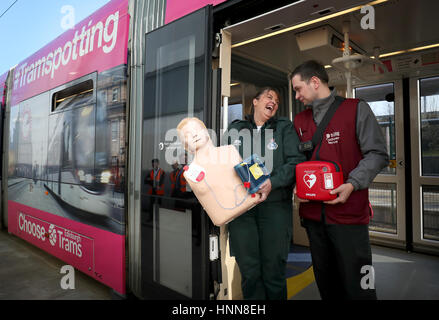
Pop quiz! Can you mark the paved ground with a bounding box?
[2,225,439,300]
[0,228,112,300]
[290,244,439,300]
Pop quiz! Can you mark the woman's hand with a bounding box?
[256,179,272,203]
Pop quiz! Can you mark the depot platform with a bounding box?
[1,227,439,300]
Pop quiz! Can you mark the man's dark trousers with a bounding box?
[302,218,377,300]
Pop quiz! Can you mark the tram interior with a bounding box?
[213,0,439,300]
[222,0,439,246]
[226,0,439,117]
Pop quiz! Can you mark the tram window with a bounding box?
[355,83,395,175]
[221,103,243,126]
[112,87,119,102]
[52,79,94,112]
[422,186,439,241]
[420,76,439,177]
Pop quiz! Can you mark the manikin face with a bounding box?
[291,75,319,106]
[179,119,210,154]
[253,90,279,123]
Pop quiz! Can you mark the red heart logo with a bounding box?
[303,174,317,189]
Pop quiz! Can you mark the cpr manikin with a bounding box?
[177,117,261,226]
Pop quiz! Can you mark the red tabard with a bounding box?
[293,98,371,225]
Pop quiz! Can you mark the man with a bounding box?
[170,161,187,198]
[145,158,165,196]
[291,60,389,300]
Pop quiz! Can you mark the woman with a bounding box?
[226,87,306,300]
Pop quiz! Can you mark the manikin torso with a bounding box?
[179,119,260,226]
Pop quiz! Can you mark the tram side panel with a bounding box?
[0,72,7,228]
[6,0,130,295]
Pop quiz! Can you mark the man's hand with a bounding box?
[256,179,272,204]
[293,186,309,203]
[324,183,355,205]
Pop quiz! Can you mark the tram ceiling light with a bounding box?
[377,43,439,58]
[231,0,388,49]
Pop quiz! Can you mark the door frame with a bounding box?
[409,75,439,255]
[353,79,407,248]
[139,5,214,299]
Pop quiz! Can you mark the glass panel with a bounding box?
[221,103,243,128]
[8,67,127,236]
[419,76,439,176]
[48,103,96,187]
[96,65,128,197]
[9,93,49,206]
[369,182,397,234]
[229,104,243,122]
[158,208,192,297]
[355,83,395,175]
[141,7,210,299]
[422,186,439,241]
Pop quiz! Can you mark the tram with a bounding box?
[1,0,439,299]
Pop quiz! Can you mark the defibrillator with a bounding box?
[295,161,343,201]
[234,154,270,195]
[295,96,345,201]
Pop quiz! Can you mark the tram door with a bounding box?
[141,7,213,299]
[355,81,407,248]
[410,75,439,254]
[355,76,439,254]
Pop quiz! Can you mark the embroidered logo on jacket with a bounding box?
[326,131,340,145]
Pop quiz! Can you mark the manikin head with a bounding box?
[177,117,212,154]
[291,60,331,106]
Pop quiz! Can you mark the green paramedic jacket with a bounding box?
[226,115,306,203]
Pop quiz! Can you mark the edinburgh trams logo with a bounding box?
[48,224,57,246]
[18,213,83,258]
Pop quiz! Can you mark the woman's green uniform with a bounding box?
[226,115,306,300]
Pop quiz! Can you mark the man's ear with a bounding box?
[310,76,320,89]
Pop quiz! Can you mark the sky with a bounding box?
[0,0,111,75]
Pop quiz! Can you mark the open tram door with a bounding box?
[139,6,225,299]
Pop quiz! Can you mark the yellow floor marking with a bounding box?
[287,266,315,299]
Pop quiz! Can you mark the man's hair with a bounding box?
[291,60,329,84]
